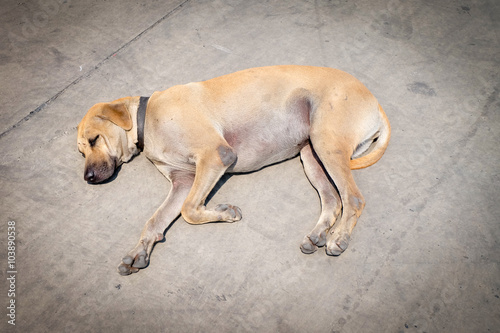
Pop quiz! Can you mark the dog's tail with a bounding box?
[350,104,391,170]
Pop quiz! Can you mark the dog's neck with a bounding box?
[120,96,149,163]
[136,96,149,151]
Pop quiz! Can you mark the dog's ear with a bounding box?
[98,103,133,130]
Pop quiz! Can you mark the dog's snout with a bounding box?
[84,169,96,182]
[83,159,116,184]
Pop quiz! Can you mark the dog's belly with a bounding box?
[223,110,310,173]
[229,139,307,173]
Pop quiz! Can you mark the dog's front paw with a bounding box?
[118,250,148,275]
[117,233,163,275]
[215,204,242,222]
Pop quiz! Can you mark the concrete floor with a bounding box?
[1,0,499,332]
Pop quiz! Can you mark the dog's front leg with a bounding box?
[181,145,241,224]
[117,171,194,275]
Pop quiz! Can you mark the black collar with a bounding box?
[136,96,149,151]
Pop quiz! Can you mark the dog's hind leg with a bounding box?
[299,143,342,254]
[180,144,241,224]
[117,170,194,275]
[312,140,365,255]
[309,105,368,256]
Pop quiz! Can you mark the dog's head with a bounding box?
[77,97,139,183]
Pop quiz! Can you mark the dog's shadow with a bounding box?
[206,174,233,205]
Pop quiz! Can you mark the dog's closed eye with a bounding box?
[89,135,99,147]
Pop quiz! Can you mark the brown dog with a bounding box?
[77,65,390,275]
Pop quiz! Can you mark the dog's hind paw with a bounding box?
[325,231,351,256]
[300,224,329,254]
[300,235,318,254]
[309,229,327,247]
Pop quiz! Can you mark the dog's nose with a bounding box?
[84,170,95,182]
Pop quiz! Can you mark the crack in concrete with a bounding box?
[0,0,191,140]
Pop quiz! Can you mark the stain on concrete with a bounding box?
[373,13,413,40]
[407,82,437,96]
[458,6,471,15]
[0,53,12,66]
[50,46,68,65]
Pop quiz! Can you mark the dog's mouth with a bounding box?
[84,158,117,184]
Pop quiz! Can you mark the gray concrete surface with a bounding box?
[1,0,499,332]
